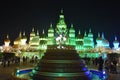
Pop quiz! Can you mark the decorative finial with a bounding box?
[23,31,25,36]
[102,32,104,39]
[84,31,87,36]
[71,24,73,28]
[115,36,117,40]
[61,9,63,14]
[98,32,100,37]
[7,34,9,38]
[43,29,44,34]
[32,27,34,32]
[50,23,52,28]
[37,30,39,35]
[19,31,22,37]
[79,30,81,34]
[89,28,91,32]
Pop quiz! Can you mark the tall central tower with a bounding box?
[55,10,68,45]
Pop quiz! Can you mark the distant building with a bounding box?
[1,10,120,59]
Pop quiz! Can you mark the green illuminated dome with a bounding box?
[88,29,93,37]
[48,24,54,33]
[31,45,92,80]
[69,24,75,33]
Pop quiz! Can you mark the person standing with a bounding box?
[98,56,104,71]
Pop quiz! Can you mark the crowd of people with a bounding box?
[0,54,119,74]
[0,56,39,67]
[82,56,118,74]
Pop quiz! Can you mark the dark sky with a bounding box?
[0,0,120,47]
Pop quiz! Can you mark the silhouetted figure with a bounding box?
[110,58,117,73]
[98,56,104,71]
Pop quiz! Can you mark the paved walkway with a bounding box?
[0,62,120,80]
[0,62,35,80]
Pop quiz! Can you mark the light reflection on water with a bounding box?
[16,69,108,80]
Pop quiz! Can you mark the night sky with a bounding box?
[0,0,120,47]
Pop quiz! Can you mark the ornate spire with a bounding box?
[37,30,39,36]
[84,31,87,36]
[78,30,81,34]
[32,27,34,32]
[98,32,100,37]
[61,8,63,14]
[59,9,64,19]
[71,24,73,28]
[115,36,117,41]
[42,29,44,34]
[23,31,25,36]
[50,23,52,28]
[19,31,22,38]
[89,28,91,33]
[102,32,104,39]
[6,34,9,38]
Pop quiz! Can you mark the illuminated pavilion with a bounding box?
[1,10,120,59]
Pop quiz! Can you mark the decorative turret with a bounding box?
[76,30,83,50]
[29,30,40,48]
[48,23,55,45]
[88,28,93,37]
[113,36,119,49]
[102,32,109,48]
[84,31,87,37]
[36,30,39,36]
[4,34,10,47]
[96,33,102,47]
[21,31,27,45]
[76,30,83,39]
[69,24,75,38]
[56,9,67,36]
[48,23,54,37]
[30,27,36,41]
[39,30,47,50]
[13,32,22,46]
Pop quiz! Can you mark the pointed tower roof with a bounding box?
[32,27,34,32]
[88,28,93,37]
[15,31,22,41]
[19,31,22,38]
[77,30,83,39]
[42,29,44,34]
[22,31,27,39]
[78,30,81,34]
[102,32,105,39]
[96,32,102,40]
[89,28,91,33]
[60,9,64,18]
[57,9,66,26]
[37,30,39,36]
[4,34,10,43]
[40,29,46,38]
[114,36,119,43]
[30,27,35,37]
[48,23,54,32]
[84,31,87,37]
[69,24,75,33]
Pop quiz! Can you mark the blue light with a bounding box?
[103,71,105,74]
